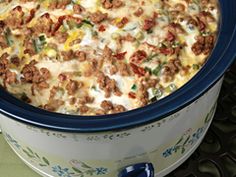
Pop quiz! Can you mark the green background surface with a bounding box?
[0,134,41,177]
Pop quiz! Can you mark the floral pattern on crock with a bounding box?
[51,164,108,177]
[162,103,217,158]
[52,165,72,177]
[22,111,182,142]
[2,100,218,177]
[22,146,50,167]
[25,125,67,139]
[162,127,202,157]
[52,162,108,177]
[4,133,21,149]
[3,133,108,177]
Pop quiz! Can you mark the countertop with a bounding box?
[0,135,40,177]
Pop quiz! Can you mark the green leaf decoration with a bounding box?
[39,164,47,167]
[23,149,34,158]
[35,153,40,159]
[72,167,82,173]
[85,169,96,175]
[42,157,50,166]
[27,147,34,155]
[175,136,184,146]
[204,113,210,123]
[174,145,180,153]
[81,162,92,169]
[181,148,186,154]
[205,102,217,123]
[183,135,191,146]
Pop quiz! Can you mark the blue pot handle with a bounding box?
[119,163,154,177]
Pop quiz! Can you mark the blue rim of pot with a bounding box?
[0,0,236,132]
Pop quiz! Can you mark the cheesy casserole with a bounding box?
[0,0,219,115]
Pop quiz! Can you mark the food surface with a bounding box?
[0,0,219,115]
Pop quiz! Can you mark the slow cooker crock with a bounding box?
[0,0,236,177]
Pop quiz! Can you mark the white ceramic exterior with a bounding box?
[0,78,223,177]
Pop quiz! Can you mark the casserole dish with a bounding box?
[0,0,236,177]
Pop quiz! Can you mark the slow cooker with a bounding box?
[0,0,236,177]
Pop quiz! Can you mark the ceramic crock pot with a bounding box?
[0,1,236,177]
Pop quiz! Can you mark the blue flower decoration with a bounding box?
[193,127,204,140]
[5,133,21,149]
[163,147,173,158]
[52,165,72,177]
[96,167,108,175]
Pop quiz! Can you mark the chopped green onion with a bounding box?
[172,41,180,48]
[135,32,144,40]
[152,62,167,76]
[123,26,137,31]
[39,35,46,42]
[76,23,83,28]
[62,21,70,30]
[145,53,159,62]
[144,66,152,74]
[192,0,200,4]
[77,19,94,28]
[33,39,40,53]
[72,0,79,4]
[92,30,98,37]
[147,29,153,34]
[149,88,163,103]
[159,41,168,48]
[152,88,163,98]
[20,92,31,103]
[82,19,94,27]
[4,28,13,46]
[33,35,47,53]
[192,64,200,70]
[152,65,162,76]
[69,20,78,29]
[131,84,137,91]
[150,96,157,103]
[165,84,177,93]
[201,31,211,37]
[91,85,98,91]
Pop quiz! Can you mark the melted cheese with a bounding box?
[79,0,99,12]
